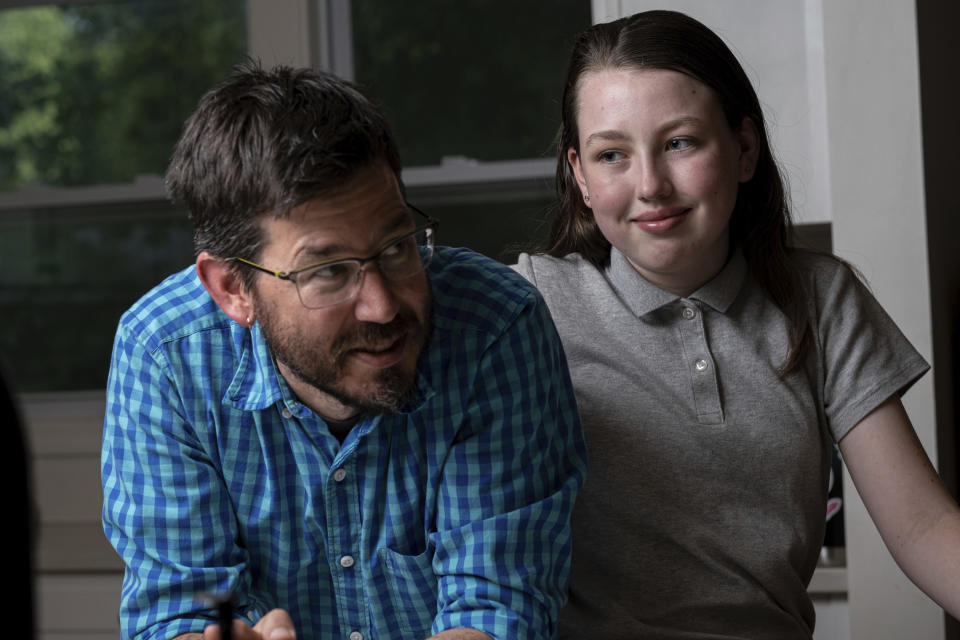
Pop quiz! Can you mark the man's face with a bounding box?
[248,164,431,419]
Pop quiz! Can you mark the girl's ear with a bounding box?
[737,116,760,182]
[567,147,591,207]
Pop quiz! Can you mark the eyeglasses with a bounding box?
[230,205,438,309]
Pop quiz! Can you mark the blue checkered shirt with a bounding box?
[102,247,586,640]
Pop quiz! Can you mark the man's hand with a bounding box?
[201,609,297,640]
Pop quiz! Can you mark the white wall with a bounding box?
[820,1,940,637]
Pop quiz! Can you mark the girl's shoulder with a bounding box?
[512,252,607,298]
[789,249,867,296]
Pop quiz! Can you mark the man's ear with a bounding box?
[196,251,254,327]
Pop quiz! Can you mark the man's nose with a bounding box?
[352,264,399,324]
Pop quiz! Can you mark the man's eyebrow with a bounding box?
[380,209,415,236]
[295,208,414,262]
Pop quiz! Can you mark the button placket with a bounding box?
[675,300,724,423]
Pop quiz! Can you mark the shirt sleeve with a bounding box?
[101,320,257,640]
[814,259,930,441]
[429,287,588,639]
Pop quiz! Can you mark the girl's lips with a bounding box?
[348,335,407,368]
[632,207,690,234]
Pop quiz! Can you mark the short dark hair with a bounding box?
[166,61,403,283]
[546,10,812,375]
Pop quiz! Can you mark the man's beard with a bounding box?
[255,292,432,415]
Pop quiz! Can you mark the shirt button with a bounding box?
[695,359,708,371]
[340,555,355,568]
[281,407,292,419]
[333,468,347,482]
[682,306,696,319]
[349,632,363,640]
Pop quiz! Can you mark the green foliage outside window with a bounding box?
[0,1,247,391]
[0,1,247,192]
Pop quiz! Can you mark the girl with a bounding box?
[514,10,960,639]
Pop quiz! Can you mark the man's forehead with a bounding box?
[263,189,411,261]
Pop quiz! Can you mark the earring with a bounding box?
[246,315,253,327]
[584,195,591,202]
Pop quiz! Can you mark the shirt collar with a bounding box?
[690,247,747,313]
[224,321,286,411]
[605,246,748,317]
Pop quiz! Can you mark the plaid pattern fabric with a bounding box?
[102,247,586,640]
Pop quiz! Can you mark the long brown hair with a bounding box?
[546,10,810,376]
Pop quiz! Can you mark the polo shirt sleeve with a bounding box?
[101,320,255,640]
[429,287,588,639]
[814,259,930,442]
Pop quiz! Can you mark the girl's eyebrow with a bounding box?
[582,116,704,148]
[583,129,629,147]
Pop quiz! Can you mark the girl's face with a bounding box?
[569,68,758,296]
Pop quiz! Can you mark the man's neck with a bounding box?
[276,360,360,421]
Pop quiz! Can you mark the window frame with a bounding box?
[2,0,560,409]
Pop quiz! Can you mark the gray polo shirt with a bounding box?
[513,247,928,639]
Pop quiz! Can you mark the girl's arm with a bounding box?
[839,396,960,616]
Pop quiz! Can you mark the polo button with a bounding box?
[340,555,355,568]
[281,407,292,419]
[333,468,347,482]
[349,632,363,640]
[695,359,708,371]
[682,307,696,319]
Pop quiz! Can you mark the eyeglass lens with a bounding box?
[294,226,434,309]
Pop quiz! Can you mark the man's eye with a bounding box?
[381,240,404,257]
[381,235,415,260]
[306,263,350,281]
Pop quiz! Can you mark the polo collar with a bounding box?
[606,246,748,318]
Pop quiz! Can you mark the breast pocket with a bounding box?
[374,546,439,637]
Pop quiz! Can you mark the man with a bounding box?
[101,63,586,640]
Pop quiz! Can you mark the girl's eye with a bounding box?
[667,137,694,151]
[598,150,624,163]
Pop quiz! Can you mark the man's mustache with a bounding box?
[335,315,415,354]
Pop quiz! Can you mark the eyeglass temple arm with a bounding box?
[229,257,291,279]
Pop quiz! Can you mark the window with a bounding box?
[347,0,590,261]
[0,0,591,392]
[0,0,248,391]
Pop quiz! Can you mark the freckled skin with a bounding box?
[568,69,757,296]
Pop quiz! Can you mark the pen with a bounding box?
[217,595,234,640]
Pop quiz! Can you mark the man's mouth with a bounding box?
[347,334,408,368]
